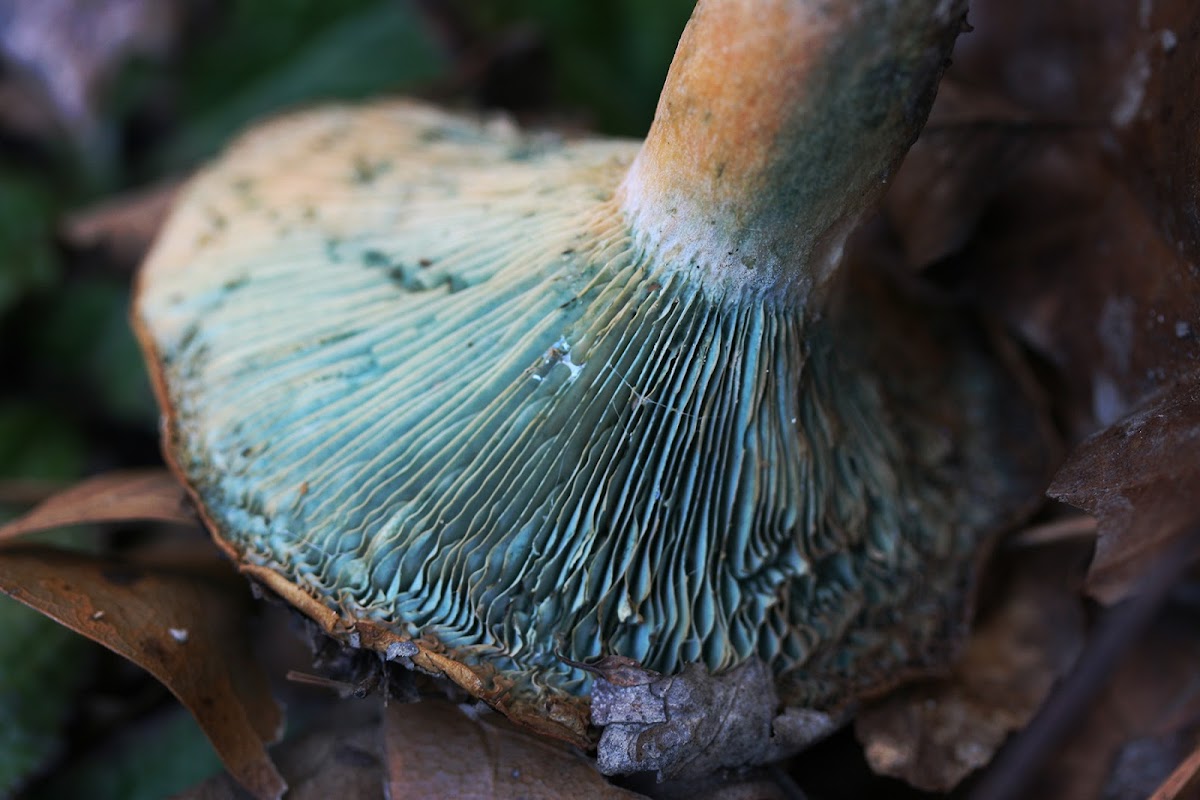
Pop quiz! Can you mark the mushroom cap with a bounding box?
[135,100,1043,743]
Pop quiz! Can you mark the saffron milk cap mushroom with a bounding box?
[134,0,1048,767]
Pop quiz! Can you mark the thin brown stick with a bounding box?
[1007,515,1098,548]
[285,670,356,694]
[1149,743,1200,800]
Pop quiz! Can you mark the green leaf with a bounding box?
[0,596,88,796]
[159,0,448,169]
[0,399,93,794]
[0,404,87,482]
[0,174,59,318]
[30,279,156,427]
[467,0,693,134]
[28,705,224,800]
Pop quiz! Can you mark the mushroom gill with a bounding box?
[134,0,1044,745]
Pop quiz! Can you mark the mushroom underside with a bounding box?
[135,101,1043,737]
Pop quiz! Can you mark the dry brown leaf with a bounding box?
[61,180,180,268]
[383,697,642,799]
[888,0,1200,440]
[884,0,1200,604]
[1049,375,1200,602]
[0,545,285,800]
[855,545,1088,791]
[0,477,67,507]
[953,1,1141,123]
[0,469,196,544]
[884,78,1042,271]
[895,130,1195,442]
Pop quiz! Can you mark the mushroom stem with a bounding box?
[621,0,968,306]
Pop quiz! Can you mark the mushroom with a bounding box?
[134,0,1045,764]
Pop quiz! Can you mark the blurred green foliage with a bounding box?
[0,595,89,798]
[0,0,696,793]
[158,0,449,169]
[28,707,223,800]
[469,0,694,134]
[0,174,59,319]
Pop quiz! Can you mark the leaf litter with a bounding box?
[3,0,1200,797]
[0,473,285,800]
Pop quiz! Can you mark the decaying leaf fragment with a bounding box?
[593,658,836,779]
[177,705,384,800]
[886,0,1199,434]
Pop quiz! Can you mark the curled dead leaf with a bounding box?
[886,0,1200,612]
[0,469,196,545]
[1050,375,1200,602]
[887,0,1200,442]
[0,545,285,800]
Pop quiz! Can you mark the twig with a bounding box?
[1150,743,1200,800]
[1006,514,1098,548]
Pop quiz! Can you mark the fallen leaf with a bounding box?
[856,544,1088,791]
[1107,0,1200,261]
[887,0,1200,441]
[1050,375,1200,602]
[952,0,1140,124]
[884,0,1200,608]
[384,697,641,799]
[883,78,1043,271]
[0,469,196,545]
[0,545,285,800]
